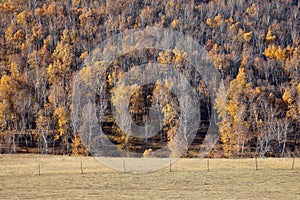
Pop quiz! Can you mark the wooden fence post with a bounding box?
[39,162,41,176]
[255,156,258,170]
[123,160,126,173]
[292,157,295,170]
[207,159,210,172]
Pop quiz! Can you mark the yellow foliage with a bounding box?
[72,135,81,156]
[215,86,226,119]
[206,13,223,27]
[282,90,293,105]
[286,45,293,52]
[208,44,230,70]
[54,107,68,140]
[47,64,55,83]
[255,87,261,94]
[265,28,276,42]
[229,22,239,32]
[218,67,249,157]
[0,74,14,99]
[107,70,117,86]
[164,78,174,90]
[13,29,24,41]
[143,148,154,158]
[263,44,277,59]
[173,48,187,63]
[171,19,178,29]
[239,28,244,34]
[219,121,237,158]
[17,11,27,25]
[227,17,234,23]
[158,50,172,66]
[287,109,298,120]
[78,66,96,89]
[214,13,222,25]
[246,3,257,16]
[0,100,10,126]
[167,0,174,9]
[243,31,252,43]
[48,41,73,84]
[235,67,246,85]
[241,57,248,68]
[264,45,286,60]
[79,52,88,60]
[36,113,47,130]
[274,46,286,60]
[10,62,20,78]
[206,18,212,27]
[226,102,238,122]
[293,46,299,56]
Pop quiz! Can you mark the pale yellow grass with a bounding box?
[0,154,299,200]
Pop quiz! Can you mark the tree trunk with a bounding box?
[62,137,65,155]
[53,137,56,155]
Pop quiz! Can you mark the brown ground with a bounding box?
[0,154,299,200]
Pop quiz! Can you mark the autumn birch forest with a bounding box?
[0,0,299,158]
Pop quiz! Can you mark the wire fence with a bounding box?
[0,155,299,176]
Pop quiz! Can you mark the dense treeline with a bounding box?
[0,0,299,157]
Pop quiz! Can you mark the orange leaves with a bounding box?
[208,44,230,71]
[206,13,223,27]
[72,0,81,8]
[165,0,179,18]
[173,48,187,64]
[9,62,20,78]
[0,74,17,129]
[171,19,178,29]
[61,29,70,43]
[158,49,188,66]
[282,90,293,105]
[243,31,253,43]
[226,67,247,123]
[0,0,298,156]
[246,3,258,17]
[0,75,14,100]
[229,22,240,32]
[206,18,213,27]
[79,51,88,61]
[143,148,154,158]
[54,107,68,140]
[263,45,286,60]
[13,29,24,41]
[283,83,300,121]
[214,13,222,25]
[48,40,74,84]
[47,64,55,84]
[274,46,286,60]
[71,134,81,156]
[158,50,172,66]
[265,28,276,43]
[4,24,15,43]
[216,67,252,157]
[17,11,28,25]
[263,44,276,59]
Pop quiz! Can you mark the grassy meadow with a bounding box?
[0,154,299,199]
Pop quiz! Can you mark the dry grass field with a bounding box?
[0,154,299,200]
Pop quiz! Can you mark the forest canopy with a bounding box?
[0,0,299,158]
